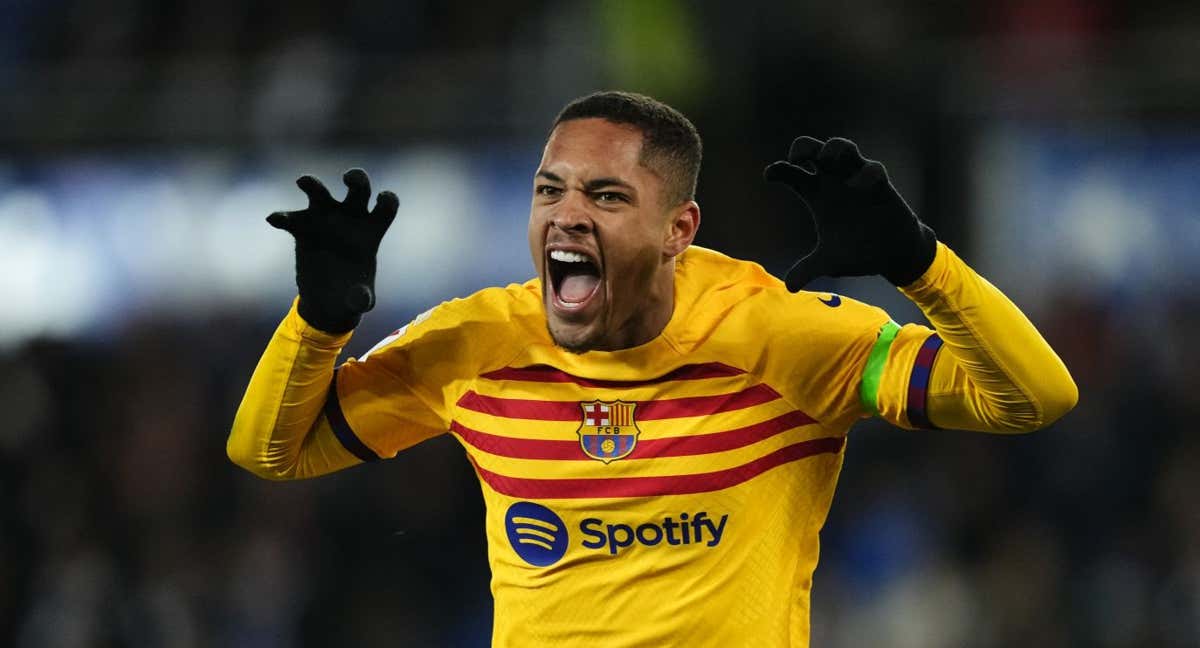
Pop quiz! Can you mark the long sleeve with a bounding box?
[887,242,1078,432]
[227,299,363,480]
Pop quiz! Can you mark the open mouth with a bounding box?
[547,248,602,311]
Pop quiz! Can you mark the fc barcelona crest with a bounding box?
[577,400,640,464]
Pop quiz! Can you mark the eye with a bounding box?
[595,191,628,204]
[535,184,562,198]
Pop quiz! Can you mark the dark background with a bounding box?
[2,1,1198,646]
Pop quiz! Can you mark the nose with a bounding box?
[551,193,593,234]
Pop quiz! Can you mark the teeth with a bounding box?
[549,250,591,263]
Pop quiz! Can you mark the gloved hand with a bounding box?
[267,168,398,333]
[764,136,937,291]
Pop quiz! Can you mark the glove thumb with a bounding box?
[267,211,298,234]
[345,283,376,314]
[763,161,819,198]
[783,249,826,292]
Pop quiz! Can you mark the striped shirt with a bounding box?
[328,246,941,647]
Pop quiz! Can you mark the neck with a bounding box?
[602,258,677,351]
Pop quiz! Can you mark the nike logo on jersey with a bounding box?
[819,294,841,307]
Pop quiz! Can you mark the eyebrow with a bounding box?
[584,177,636,193]
[535,170,636,194]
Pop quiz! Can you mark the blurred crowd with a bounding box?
[2,0,1200,646]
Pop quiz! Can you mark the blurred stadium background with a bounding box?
[1,1,1198,646]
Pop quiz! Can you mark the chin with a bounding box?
[546,320,599,354]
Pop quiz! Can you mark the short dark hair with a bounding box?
[553,91,702,207]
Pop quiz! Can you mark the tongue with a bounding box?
[559,273,599,303]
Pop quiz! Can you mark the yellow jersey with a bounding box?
[229,243,1078,647]
[327,246,947,646]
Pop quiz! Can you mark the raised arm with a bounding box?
[228,302,361,479]
[765,136,1076,433]
[895,243,1076,431]
[228,169,398,479]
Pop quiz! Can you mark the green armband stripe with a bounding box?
[859,320,901,416]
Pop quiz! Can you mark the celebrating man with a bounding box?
[229,91,1077,646]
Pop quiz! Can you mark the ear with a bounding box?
[663,200,701,258]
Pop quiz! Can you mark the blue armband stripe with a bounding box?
[325,369,381,463]
[906,334,944,429]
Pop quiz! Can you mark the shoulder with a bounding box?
[674,246,889,344]
[437,280,544,327]
[677,245,779,291]
[361,280,548,364]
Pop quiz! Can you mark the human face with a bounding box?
[528,118,697,352]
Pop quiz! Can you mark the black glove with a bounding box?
[763,136,937,291]
[267,169,398,333]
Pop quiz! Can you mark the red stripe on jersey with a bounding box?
[639,409,815,457]
[639,384,780,420]
[450,409,817,461]
[456,383,781,421]
[451,420,579,460]
[457,391,578,420]
[479,362,744,388]
[468,436,846,499]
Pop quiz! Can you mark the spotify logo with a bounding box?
[504,501,569,566]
